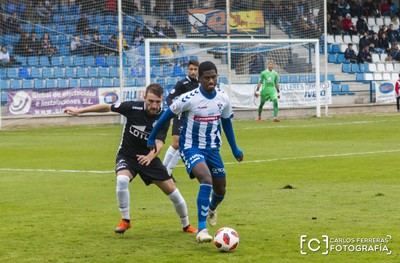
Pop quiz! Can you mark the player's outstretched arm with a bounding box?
[147,108,175,151]
[221,117,243,162]
[137,140,164,166]
[64,104,111,116]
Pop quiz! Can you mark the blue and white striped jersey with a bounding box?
[169,86,233,150]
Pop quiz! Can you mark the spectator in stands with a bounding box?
[387,24,399,43]
[160,43,174,65]
[30,32,41,56]
[14,32,32,56]
[395,73,400,112]
[132,27,145,46]
[358,45,372,63]
[249,54,265,74]
[41,33,57,57]
[344,43,358,63]
[378,32,390,53]
[0,46,11,67]
[342,13,357,35]
[390,0,398,15]
[143,21,154,38]
[36,0,52,24]
[122,0,138,15]
[5,12,20,33]
[363,0,380,17]
[356,16,369,35]
[141,0,151,15]
[163,21,177,38]
[335,15,345,34]
[389,42,400,61]
[76,14,89,35]
[380,0,391,16]
[369,33,381,53]
[390,15,400,29]
[89,32,104,55]
[350,0,363,18]
[70,35,83,55]
[0,13,5,34]
[153,20,165,38]
[359,31,370,50]
[105,0,117,14]
[337,0,351,17]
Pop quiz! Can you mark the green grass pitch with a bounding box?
[0,114,399,262]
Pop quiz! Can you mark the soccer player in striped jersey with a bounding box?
[147,61,243,243]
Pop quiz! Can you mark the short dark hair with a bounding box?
[198,61,217,77]
[188,60,199,67]
[146,83,163,97]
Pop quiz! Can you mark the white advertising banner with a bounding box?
[222,82,331,109]
[374,81,396,104]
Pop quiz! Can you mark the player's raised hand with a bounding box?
[64,107,81,116]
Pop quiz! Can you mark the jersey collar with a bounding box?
[200,85,216,99]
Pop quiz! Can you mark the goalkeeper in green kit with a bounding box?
[254,61,280,122]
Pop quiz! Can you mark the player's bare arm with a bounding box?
[64,104,111,116]
[137,140,164,166]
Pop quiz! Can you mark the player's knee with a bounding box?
[116,175,130,190]
[213,185,226,196]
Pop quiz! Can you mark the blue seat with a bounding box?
[63,56,73,66]
[351,63,360,73]
[95,56,107,67]
[332,83,340,95]
[0,68,6,79]
[298,75,308,82]
[34,79,45,89]
[328,54,336,63]
[359,63,367,73]
[51,57,63,66]
[331,44,340,53]
[65,68,76,78]
[336,54,346,64]
[73,56,85,66]
[341,84,354,95]
[69,79,79,88]
[80,79,91,88]
[123,68,131,77]
[22,80,34,89]
[76,67,88,78]
[280,75,289,83]
[53,68,65,78]
[166,77,177,86]
[30,68,42,78]
[91,78,102,87]
[342,63,351,73]
[87,67,98,78]
[7,68,19,79]
[151,67,162,77]
[0,79,10,90]
[84,56,95,66]
[136,78,145,87]
[163,65,174,76]
[109,67,119,78]
[102,78,113,87]
[106,56,118,66]
[58,79,69,88]
[10,80,21,89]
[218,76,228,84]
[327,74,335,81]
[46,79,58,88]
[28,57,39,66]
[113,78,120,87]
[42,68,54,78]
[98,67,110,77]
[356,73,365,81]
[123,56,132,67]
[124,78,136,87]
[15,56,26,65]
[18,68,30,79]
[289,75,298,83]
[59,45,69,56]
[39,56,50,66]
[250,75,259,84]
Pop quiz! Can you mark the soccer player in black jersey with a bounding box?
[64,84,196,234]
[163,60,199,176]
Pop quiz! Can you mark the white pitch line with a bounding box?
[0,149,399,174]
[240,120,390,130]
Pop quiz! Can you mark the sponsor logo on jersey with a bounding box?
[129,125,149,140]
[193,115,220,122]
[131,106,144,110]
[113,102,121,108]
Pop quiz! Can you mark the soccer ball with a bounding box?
[213,227,239,252]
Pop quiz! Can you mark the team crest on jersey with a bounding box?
[217,103,224,112]
[170,89,175,94]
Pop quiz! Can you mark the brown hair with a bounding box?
[188,60,199,67]
[146,83,163,97]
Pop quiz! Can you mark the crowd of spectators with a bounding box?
[328,0,400,63]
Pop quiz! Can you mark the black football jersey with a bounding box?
[166,76,199,105]
[111,101,169,157]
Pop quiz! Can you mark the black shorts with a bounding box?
[171,116,182,136]
[115,153,172,185]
